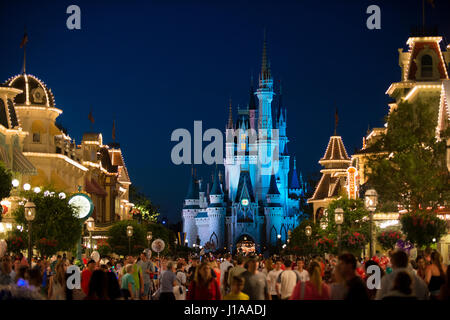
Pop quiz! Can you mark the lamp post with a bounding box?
[335,208,344,254]
[147,231,153,249]
[85,217,95,257]
[24,201,36,266]
[320,217,327,230]
[127,225,133,256]
[277,234,282,253]
[305,225,312,257]
[365,189,378,258]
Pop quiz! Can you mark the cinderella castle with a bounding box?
[182,34,308,253]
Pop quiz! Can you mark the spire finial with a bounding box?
[227,97,233,129]
[260,28,271,81]
[334,107,339,135]
[294,156,297,170]
[20,28,29,74]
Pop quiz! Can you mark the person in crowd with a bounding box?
[290,261,330,300]
[227,256,246,289]
[329,263,348,300]
[425,251,447,299]
[27,267,44,298]
[376,250,429,300]
[211,260,221,288]
[438,265,450,300]
[337,253,369,300]
[81,259,96,296]
[48,260,67,300]
[294,258,310,283]
[222,265,233,296]
[136,252,154,300]
[121,264,136,300]
[85,270,109,300]
[381,271,417,300]
[125,255,144,298]
[224,276,250,300]
[0,256,14,285]
[15,265,28,286]
[174,262,187,300]
[219,253,233,295]
[267,258,282,300]
[415,255,427,280]
[261,258,273,276]
[363,260,384,300]
[187,257,199,285]
[241,256,270,300]
[159,261,178,300]
[276,259,299,300]
[105,266,121,300]
[187,261,221,300]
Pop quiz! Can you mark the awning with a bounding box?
[13,148,37,175]
[85,178,107,197]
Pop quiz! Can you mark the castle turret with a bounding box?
[182,169,200,247]
[264,172,283,246]
[207,167,226,249]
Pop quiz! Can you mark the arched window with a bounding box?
[421,54,433,78]
[0,99,8,128]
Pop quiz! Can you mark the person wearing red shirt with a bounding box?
[81,260,96,295]
[290,262,330,300]
[187,262,221,300]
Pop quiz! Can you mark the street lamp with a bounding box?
[24,201,36,266]
[335,208,344,254]
[320,217,327,230]
[147,231,153,249]
[127,225,133,256]
[86,217,95,257]
[305,225,312,237]
[365,188,378,257]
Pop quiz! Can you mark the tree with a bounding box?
[367,97,450,211]
[287,218,320,256]
[0,161,12,221]
[400,211,447,248]
[129,185,160,223]
[12,188,82,255]
[324,198,371,240]
[107,220,147,256]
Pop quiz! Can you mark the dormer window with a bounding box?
[421,54,433,78]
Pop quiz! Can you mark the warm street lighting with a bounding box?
[365,188,378,257]
[147,231,153,248]
[277,234,281,239]
[305,225,312,237]
[24,201,36,266]
[33,187,41,193]
[320,217,327,230]
[127,225,133,255]
[23,183,31,191]
[12,179,19,188]
[85,217,95,256]
[335,208,344,254]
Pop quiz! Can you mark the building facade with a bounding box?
[182,36,308,253]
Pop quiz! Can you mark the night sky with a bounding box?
[1,0,449,223]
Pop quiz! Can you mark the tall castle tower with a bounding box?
[182,32,306,253]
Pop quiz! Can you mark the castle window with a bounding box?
[33,133,41,143]
[421,54,433,78]
[241,143,246,151]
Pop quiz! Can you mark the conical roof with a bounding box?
[210,167,223,195]
[267,172,280,195]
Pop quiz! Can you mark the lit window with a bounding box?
[421,54,433,78]
[241,143,246,150]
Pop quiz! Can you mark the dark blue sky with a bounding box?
[1,0,449,223]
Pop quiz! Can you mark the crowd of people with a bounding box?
[0,248,449,300]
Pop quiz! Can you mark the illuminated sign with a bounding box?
[346,166,358,199]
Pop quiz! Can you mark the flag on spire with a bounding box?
[112,120,116,141]
[88,110,95,124]
[20,32,28,48]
